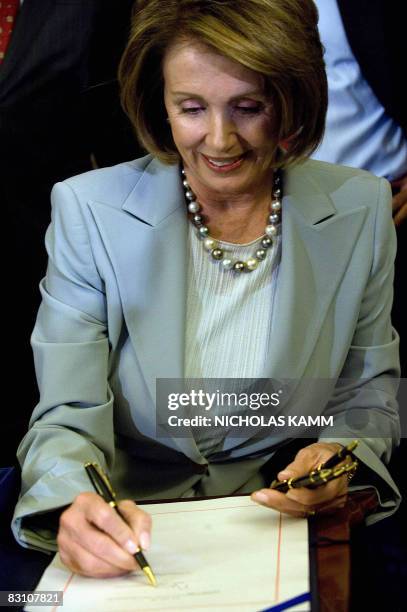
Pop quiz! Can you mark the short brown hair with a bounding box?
[119,0,327,167]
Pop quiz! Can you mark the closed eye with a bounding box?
[180,106,204,115]
[179,104,264,116]
[235,105,263,115]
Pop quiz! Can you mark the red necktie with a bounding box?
[0,0,19,64]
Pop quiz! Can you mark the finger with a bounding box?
[75,493,142,555]
[286,475,347,505]
[117,500,152,551]
[394,203,407,226]
[392,190,407,213]
[58,533,133,578]
[251,489,312,517]
[60,513,139,573]
[59,506,139,572]
[277,450,318,480]
[278,443,342,480]
[251,487,348,518]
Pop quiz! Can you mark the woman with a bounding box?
[13,0,400,578]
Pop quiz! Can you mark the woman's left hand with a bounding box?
[251,442,348,517]
[392,175,407,227]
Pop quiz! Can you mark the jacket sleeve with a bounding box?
[320,177,401,523]
[12,181,115,552]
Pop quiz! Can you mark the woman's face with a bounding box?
[163,39,276,196]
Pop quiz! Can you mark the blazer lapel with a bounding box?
[264,163,367,382]
[88,159,204,462]
[0,0,54,87]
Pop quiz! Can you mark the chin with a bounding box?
[198,164,256,189]
[206,171,258,192]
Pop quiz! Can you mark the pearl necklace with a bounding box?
[182,168,282,273]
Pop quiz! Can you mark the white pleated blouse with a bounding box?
[185,224,281,456]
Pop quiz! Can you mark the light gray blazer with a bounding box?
[13,156,401,551]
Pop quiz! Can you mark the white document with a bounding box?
[26,497,310,612]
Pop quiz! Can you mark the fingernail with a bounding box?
[125,539,138,554]
[278,471,292,479]
[252,492,268,504]
[139,531,150,550]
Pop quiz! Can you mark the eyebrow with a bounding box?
[171,91,266,102]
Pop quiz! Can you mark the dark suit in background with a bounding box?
[0,0,141,465]
[337,0,406,136]
[336,0,406,372]
[336,0,407,471]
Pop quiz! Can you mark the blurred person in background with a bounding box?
[311,3,407,608]
[0,0,142,465]
[311,0,406,368]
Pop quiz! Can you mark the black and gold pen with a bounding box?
[318,440,358,470]
[84,462,157,586]
[270,440,359,493]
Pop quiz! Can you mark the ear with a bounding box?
[279,139,291,151]
[279,128,302,151]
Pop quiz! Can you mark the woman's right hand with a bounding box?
[57,492,152,577]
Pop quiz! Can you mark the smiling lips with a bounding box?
[202,153,246,172]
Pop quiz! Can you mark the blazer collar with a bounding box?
[122,157,185,226]
[121,157,338,228]
[284,160,337,226]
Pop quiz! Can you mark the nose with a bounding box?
[205,111,238,152]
